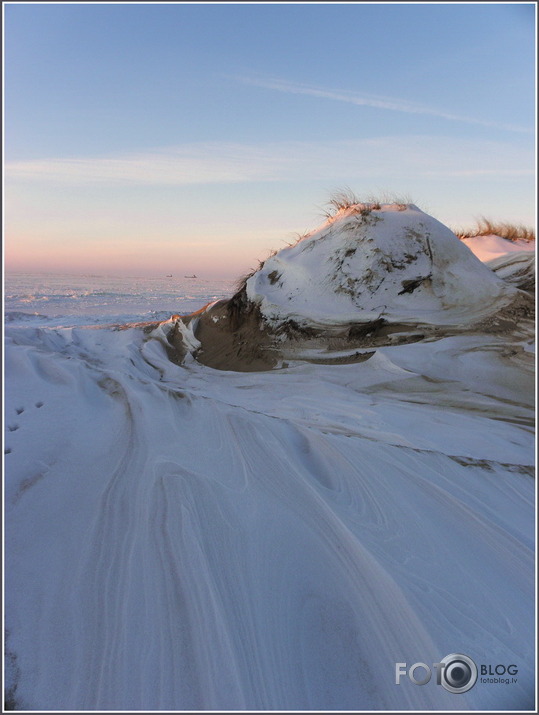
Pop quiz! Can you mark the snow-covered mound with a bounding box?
[461,233,535,263]
[245,204,519,330]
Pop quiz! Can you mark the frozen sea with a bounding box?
[4,272,235,328]
[3,268,535,711]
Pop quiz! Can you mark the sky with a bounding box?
[3,2,536,278]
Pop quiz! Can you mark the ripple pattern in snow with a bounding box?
[4,317,534,710]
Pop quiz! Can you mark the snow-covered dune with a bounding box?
[244,204,519,330]
[182,204,531,372]
[461,233,535,292]
[461,233,535,263]
[4,204,535,710]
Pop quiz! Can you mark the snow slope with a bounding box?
[461,234,535,263]
[4,316,534,710]
[461,233,535,292]
[4,205,535,710]
[245,204,519,330]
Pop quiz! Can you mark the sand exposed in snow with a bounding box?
[182,292,532,372]
[166,204,534,372]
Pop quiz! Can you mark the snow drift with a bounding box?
[4,203,535,711]
[486,250,535,292]
[461,233,535,263]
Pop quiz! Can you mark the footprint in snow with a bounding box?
[5,448,12,455]
[16,407,24,415]
[35,401,44,408]
[8,424,19,432]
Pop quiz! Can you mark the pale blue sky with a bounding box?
[4,2,536,277]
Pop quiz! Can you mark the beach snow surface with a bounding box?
[4,207,535,711]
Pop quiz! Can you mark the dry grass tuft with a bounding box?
[233,261,263,295]
[320,188,414,220]
[234,190,419,296]
[233,248,279,295]
[319,187,369,220]
[323,187,363,216]
[291,229,313,244]
[453,217,535,243]
[366,191,413,210]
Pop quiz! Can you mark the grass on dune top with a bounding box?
[452,217,535,243]
[233,191,535,297]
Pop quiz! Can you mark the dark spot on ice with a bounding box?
[97,377,124,399]
[268,270,281,285]
[170,390,188,400]
[14,472,46,501]
[398,276,430,295]
[347,318,386,339]
[4,633,21,710]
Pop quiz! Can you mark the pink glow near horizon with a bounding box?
[4,236,258,279]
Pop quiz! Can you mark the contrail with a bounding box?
[232,75,531,134]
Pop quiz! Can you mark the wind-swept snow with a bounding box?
[485,251,535,291]
[461,232,535,292]
[4,322,534,710]
[4,204,535,710]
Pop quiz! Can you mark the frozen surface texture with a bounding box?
[5,328,534,710]
[4,209,535,710]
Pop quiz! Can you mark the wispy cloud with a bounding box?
[233,76,532,134]
[5,144,285,186]
[5,136,533,187]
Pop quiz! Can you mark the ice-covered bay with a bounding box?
[4,315,534,710]
[4,273,234,328]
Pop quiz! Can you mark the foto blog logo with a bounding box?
[396,653,519,694]
[395,653,478,694]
